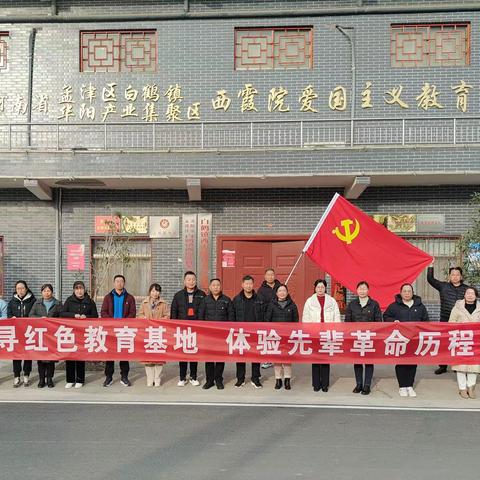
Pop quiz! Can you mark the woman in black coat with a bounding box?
[265,284,299,390]
[7,280,36,387]
[383,283,429,398]
[30,283,63,388]
[60,281,98,388]
[344,281,382,396]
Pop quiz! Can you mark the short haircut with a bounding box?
[148,283,162,294]
[449,267,463,276]
[277,283,288,292]
[209,278,221,284]
[114,274,125,282]
[400,283,414,293]
[184,271,196,278]
[264,268,275,274]
[242,275,254,283]
[41,283,54,293]
[465,286,479,298]
[356,281,369,289]
[313,279,327,291]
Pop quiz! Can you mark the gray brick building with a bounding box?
[0,0,478,315]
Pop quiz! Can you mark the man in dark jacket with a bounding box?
[232,275,265,388]
[257,268,281,369]
[101,275,136,387]
[198,278,234,390]
[171,271,206,387]
[427,262,470,374]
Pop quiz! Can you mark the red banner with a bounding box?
[0,318,479,364]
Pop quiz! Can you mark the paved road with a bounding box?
[0,404,478,480]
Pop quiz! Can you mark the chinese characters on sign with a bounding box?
[2,81,476,123]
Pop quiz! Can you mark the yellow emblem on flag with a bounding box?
[332,219,360,244]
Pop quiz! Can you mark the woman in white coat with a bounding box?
[302,279,341,392]
[448,286,480,399]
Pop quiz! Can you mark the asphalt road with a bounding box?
[0,403,478,480]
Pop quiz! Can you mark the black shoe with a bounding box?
[103,376,113,387]
[38,379,46,389]
[274,379,283,390]
[321,386,329,392]
[234,379,245,388]
[313,386,321,392]
[47,378,54,388]
[216,381,224,390]
[435,366,448,375]
[284,378,291,390]
[120,376,131,387]
[353,385,363,393]
[361,386,371,395]
[251,378,263,389]
[202,381,215,390]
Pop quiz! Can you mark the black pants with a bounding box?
[395,365,417,388]
[179,362,198,381]
[105,361,130,378]
[13,360,32,377]
[236,362,260,382]
[312,364,330,389]
[205,362,225,383]
[38,361,55,380]
[66,360,85,383]
[354,364,374,387]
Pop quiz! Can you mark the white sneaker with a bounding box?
[65,383,75,389]
[189,378,200,386]
[146,382,154,387]
[407,387,417,397]
[74,383,84,389]
[177,380,186,387]
[261,363,273,369]
[23,376,30,387]
[13,377,21,388]
[399,387,408,397]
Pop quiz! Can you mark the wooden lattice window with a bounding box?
[91,237,152,302]
[391,23,470,67]
[406,236,459,304]
[234,27,313,70]
[0,33,9,72]
[80,30,157,73]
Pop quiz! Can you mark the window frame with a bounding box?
[0,32,9,72]
[89,235,153,302]
[79,29,158,73]
[234,26,314,71]
[390,22,471,68]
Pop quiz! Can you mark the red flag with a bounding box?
[304,193,432,309]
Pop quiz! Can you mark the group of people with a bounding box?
[0,262,478,399]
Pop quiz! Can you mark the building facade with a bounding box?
[0,0,478,314]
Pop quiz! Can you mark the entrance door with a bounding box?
[218,237,324,316]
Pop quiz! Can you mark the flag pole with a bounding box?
[285,251,304,285]
[285,192,341,285]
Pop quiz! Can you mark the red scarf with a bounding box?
[317,295,325,322]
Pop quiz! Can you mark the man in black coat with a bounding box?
[427,261,470,374]
[232,275,265,388]
[198,278,234,390]
[171,271,206,386]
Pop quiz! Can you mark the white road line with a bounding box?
[0,399,478,412]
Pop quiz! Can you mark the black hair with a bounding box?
[313,279,327,292]
[114,274,125,282]
[400,283,414,293]
[184,271,196,278]
[209,278,221,284]
[242,275,254,283]
[41,283,54,293]
[465,286,479,298]
[14,280,30,294]
[449,267,463,276]
[264,268,275,274]
[356,281,369,289]
[148,283,162,294]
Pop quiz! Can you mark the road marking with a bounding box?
[0,399,478,412]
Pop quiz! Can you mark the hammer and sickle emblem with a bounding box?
[332,219,360,245]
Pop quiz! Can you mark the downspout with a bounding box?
[336,26,355,147]
[26,28,37,148]
[54,188,63,298]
